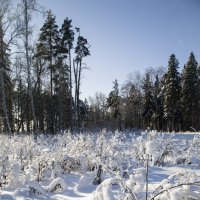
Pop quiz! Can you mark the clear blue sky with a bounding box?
[34,0,200,99]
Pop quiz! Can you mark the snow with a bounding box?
[93,178,117,200]
[28,180,46,195]
[0,131,199,199]
[44,177,66,192]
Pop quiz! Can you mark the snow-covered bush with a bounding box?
[93,178,117,200]
[185,135,200,165]
[44,177,66,192]
[132,131,176,166]
[150,172,200,200]
[92,167,147,200]
[0,130,199,199]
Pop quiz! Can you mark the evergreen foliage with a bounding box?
[142,72,154,128]
[163,54,181,131]
[181,52,199,130]
[36,10,60,97]
[107,79,122,131]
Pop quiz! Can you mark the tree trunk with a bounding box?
[77,59,82,133]
[73,59,78,132]
[69,50,73,132]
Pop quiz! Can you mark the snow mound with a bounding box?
[44,177,66,192]
[28,180,46,195]
[93,178,117,200]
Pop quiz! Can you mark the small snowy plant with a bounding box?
[132,131,176,166]
[185,135,200,165]
[150,172,200,200]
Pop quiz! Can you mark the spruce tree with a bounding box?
[142,72,154,128]
[0,11,13,134]
[181,52,199,130]
[163,54,181,131]
[152,75,163,130]
[107,79,122,131]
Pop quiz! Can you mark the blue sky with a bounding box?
[34,0,200,99]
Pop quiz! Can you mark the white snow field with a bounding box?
[0,130,199,200]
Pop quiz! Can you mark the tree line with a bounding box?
[89,52,200,132]
[0,0,199,134]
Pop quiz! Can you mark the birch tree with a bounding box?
[20,0,37,132]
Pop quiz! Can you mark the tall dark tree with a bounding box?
[0,26,11,133]
[152,75,163,130]
[60,17,74,131]
[107,79,122,131]
[74,33,90,132]
[142,72,154,128]
[121,83,142,129]
[32,58,45,132]
[36,10,60,133]
[163,54,181,131]
[181,52,199,130]
[53,57,71,130]
[36,10,60,97]
[0,0,18,134]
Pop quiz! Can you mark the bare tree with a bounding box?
[21,0,37,132]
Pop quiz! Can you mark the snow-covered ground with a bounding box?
[0,130,199,199]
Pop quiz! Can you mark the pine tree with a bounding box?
[163,54,181,131]
[142,72,154,128]
[181,52,199,130]
[74,34,90,132]
[36,10,60,133]
[60,17,74,131]
[36,10,60,98]
[53,57,70,130]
